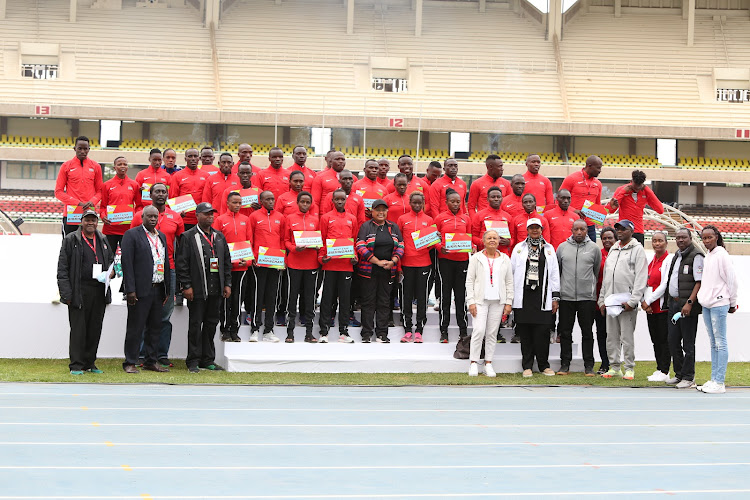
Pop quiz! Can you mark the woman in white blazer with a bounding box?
[466,230,514,377]
[510,219,560,377]
[640,231,673,382]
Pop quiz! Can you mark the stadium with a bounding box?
[1,0,750,498]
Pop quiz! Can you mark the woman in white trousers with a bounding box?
[466,230,514,377]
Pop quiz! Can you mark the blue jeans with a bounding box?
[703,305,730,384]
[139,272,176,362]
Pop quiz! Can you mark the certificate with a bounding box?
[227,240,254,263]
[66,205,84,225]
[355,188,384,209]
[238,188,259,208]
[581,200,608,226]
[410,226,440,250]
[106,204,134,225]
[256,246,285,269]
[484,220,511,239]
[326,238,355,259]
[444,232,472,253]
[293,230,323,248]
[167,195,197,213]
[140,183,152,201]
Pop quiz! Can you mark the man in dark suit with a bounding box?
[121,205,172,374]
[176,202,232,373]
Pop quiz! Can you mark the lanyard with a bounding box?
[145,230,162,261]
[581,171,597,196]
[198,228,216,257]
[484,251,497,286]
[83,235,99,264]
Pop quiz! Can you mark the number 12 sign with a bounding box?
[388,118,404,128]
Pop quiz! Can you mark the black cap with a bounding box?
[371,199,388,210]
[615,219,635,231]
[81,209,98,219]
[195,202,218,214]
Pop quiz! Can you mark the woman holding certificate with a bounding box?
[466,230,514,377]
[510,218,561,377]
[397,192,436,343]
[356,199,405,343]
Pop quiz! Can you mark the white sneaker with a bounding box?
[675,379,696,389]
[433,299,440,312]
[647,370,670,382]
[468,363,479,377]
[248,331,259,342]
[263,332,280,343]
[701,381,726,394]
[319,335,329,343]
[665,377,680,385]
[338,334,354,343]
[484,363,496,378]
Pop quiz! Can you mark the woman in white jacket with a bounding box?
[466,230,514,377]
[510,219,560,377]
[640,231,674,382]
[696,225,738,394]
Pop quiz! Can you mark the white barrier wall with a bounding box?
[1,234,749,363]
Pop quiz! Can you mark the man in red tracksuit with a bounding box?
[430,158,467,216]
[352,159,388,217]
[434,189,472,343]
[170,148,210,230]
[468,154,511,214]
[501,174,527,219]
[213,192,251,343]
[523,154,555,210]
[276,170,319,218]
[135,149,172,208]
[386,155,432,216]
[218,162,258,217]
[383,173,410,224]
[559,155,603,242]
[291,146,317,191]
[100,156,140,250]
[608,169,664,246]
[319,170,366,227]
[248,190,286,342]
[284,191,320,342]
[512,193,552,244]
[544,189,581,250]
[318,189,359,343]
[259,148,290,201]
[55,136,104,235]
[203,153,240,209]
[311,150,348,207]
[471,186,513,256]
[231,143,263,179]
[200,147,219,175]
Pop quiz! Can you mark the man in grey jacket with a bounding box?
[556,220,602,376]
[598,219,648,380]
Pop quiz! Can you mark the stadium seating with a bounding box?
[0,194,63,221]
[0,135,100,149]
[569,153,661,168]
[678,157,750,170]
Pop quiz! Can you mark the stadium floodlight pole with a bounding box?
[415,103,423,162]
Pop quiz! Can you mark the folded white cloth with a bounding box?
[604,293,632,317]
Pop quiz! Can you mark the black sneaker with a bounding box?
[200,364,225,371]
[440,332,449,343]
[376,336,390,344]
[497,334,506,344]
[304,335,317,343]
[361,337,371,344]
[510,334,520,344]
[596,366,609,375]
[275,313,287,327]
[285,334,295,343]
[158,359,174,368]
[221,332,232,342]
[388,319,395,327]
[230,333,241,342]
[188,366,200,374]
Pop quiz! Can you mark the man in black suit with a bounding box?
[121,205,172,374]
[176,202,232,373]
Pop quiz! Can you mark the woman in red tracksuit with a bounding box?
[434,189,471,343]
[284,191,320,343]
[397,192,434,343]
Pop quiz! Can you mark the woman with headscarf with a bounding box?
[510,218,560,377]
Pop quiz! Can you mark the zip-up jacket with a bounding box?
[285,210,320,270]
[57,228,114,308]
[429,175,467,217]
[289,163,317,191]
[470,206,513,255]
[214,211,251,271]
[259,166,291,200]
[352,177,388,206]
[176,226,232,299]
[169,167,210,226]
[397,210,434,267]
[697,246,738,309]
[134,166,171,207]
[544,206,580,250]
[500,192,524,218]
[248,209,285,262]
[386,176,432,216]
[275,190,319,218]
[598,238,648,309]
[318,209,358,271]
[609,184,664,234]
[434,210,472,262]
[559,168,602,226]
[218,184,256,217]
[320,191,366,227]
[556,235,601,302]
[202,172,241,210]
[55,157,103,215]
[355,219,404,279]
[99,175,140,236]
[512,211,551,246]
[383,191,410,224]
[522,171,555,209]
[468,174,511,213]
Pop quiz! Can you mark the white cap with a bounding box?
[526,218,543,228]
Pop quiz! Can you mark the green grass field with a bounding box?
[1,359,748,387]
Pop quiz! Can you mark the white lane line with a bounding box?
[0,392,748,400]
[2,492,750,499]
[3,441,750,447]
[2,422,749,428]
[0,462,749,470]
[2,406,749,413]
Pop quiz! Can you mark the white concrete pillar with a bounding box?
[415,0,423,37]
[479,0,486,13]
[614,0,622,17]
[347,0,354,35]
[687,0,695,46]
[69,0,76,22]
[547,0,562,41]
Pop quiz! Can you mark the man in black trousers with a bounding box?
[176,202,232,373]
[57,209,115,375]
[121,205,172,374]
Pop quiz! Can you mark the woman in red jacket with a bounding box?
[434,189,471,343]
[397,192,434,343]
